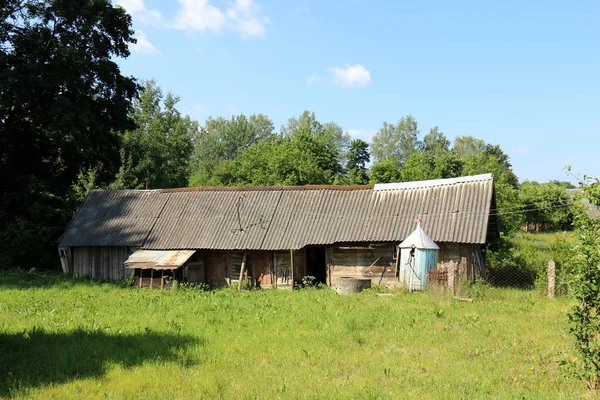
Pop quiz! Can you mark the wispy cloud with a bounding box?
[115,0,163,24]
[306,73,325,85]
[131,30,159,55]
[173,0,270,39]
[295,6,310,13]
[307,64,372,88]
[327,64,372,88]
[517,145,530,154]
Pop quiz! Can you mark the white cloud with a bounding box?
[114,0,163,24]
[131,30,159,55]
[173,0,269,39]
[327,64,372,88]
[517,145,530,154]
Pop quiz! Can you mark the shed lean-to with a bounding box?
[58,174,498,288]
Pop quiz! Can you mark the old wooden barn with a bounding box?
[58,174,499,289]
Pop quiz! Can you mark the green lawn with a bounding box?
[0,270,585,399]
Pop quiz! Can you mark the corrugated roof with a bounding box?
[59,174,497,249]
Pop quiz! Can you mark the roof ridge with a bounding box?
[373,174,493,191]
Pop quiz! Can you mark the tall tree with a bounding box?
[346,139,370,184]
[0,0,138,268]
[190,113,276,185]
[422,126,450,154]
[113,81,196,189]
[371,115,419,167]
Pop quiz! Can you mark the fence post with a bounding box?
[447,260,455,295]
[548,259,555,299]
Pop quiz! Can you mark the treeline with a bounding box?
[0,2,574,269]
[86,82,574,236]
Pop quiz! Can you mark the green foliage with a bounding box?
[487,231,576,290]
[0,271,583,398]
[371,115,420,167]
[564,176,600,390]
[345,139,370,184]
[112,80,196,189]
[369,160,402,183]
[191,111,347,186]
[519,181,573,230]
[0,0,138,268]
[190,114,276,186]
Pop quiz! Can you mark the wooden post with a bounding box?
[272,252,277,289]
[447,260,455,295]
[395,246,400,280]
[138,268,143,288]
[548,259,556,299]
[161,270,164,289]
[290,249,294,289]
[238,252,248,290]
[150,269,154,289]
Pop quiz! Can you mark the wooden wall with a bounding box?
[199,250,305,288]
[327,243,483,288]
[327,246,396,287]
[71,246,134,280]
[438,243,481,280]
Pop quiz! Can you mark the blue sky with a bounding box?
[115,0,599,183]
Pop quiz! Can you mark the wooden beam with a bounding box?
[238,252,248,290]
[138,268,142,288]
[272,252,277,289]
[150,269,154,289]
[161,270,164,290]
[290,249,294,289]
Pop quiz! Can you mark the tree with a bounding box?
[565,174,600,390]
[113,80,196,189]
[0,0,138,268]
[519,181,572,230]
[227,134,340,186]
[345,139,370,184]
[369,160,401,184]
[190,113,276,185]
[422,126,450,154]
[371,115,420,167]
[400,151,463,182]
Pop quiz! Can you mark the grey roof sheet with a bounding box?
[60,174,496,249]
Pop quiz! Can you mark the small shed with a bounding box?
[398,221,439,291]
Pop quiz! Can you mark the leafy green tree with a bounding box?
[345,139,370,184]
[400,151,463,182]
[0,0,138,268]
[113,81,196,189]
[371,115,420,167]
[369,160,402,184]
[422,126,450,154]
[519,181,572,230]
[229,133,340,186]
[190,113,276,185]
[564,174,600,390]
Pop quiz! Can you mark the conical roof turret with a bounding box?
[399,220,439,249]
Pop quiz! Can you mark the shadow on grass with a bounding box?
[0,328,200,397]
[0,269,127,290]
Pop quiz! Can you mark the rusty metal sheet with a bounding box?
[124,250,196,269]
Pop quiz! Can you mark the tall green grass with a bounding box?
[0,270,583,399]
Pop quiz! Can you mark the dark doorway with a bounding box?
[306,247,327,284]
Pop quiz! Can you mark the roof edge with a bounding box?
[373,173,493,191]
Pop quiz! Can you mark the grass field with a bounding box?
[0,270,585,399]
